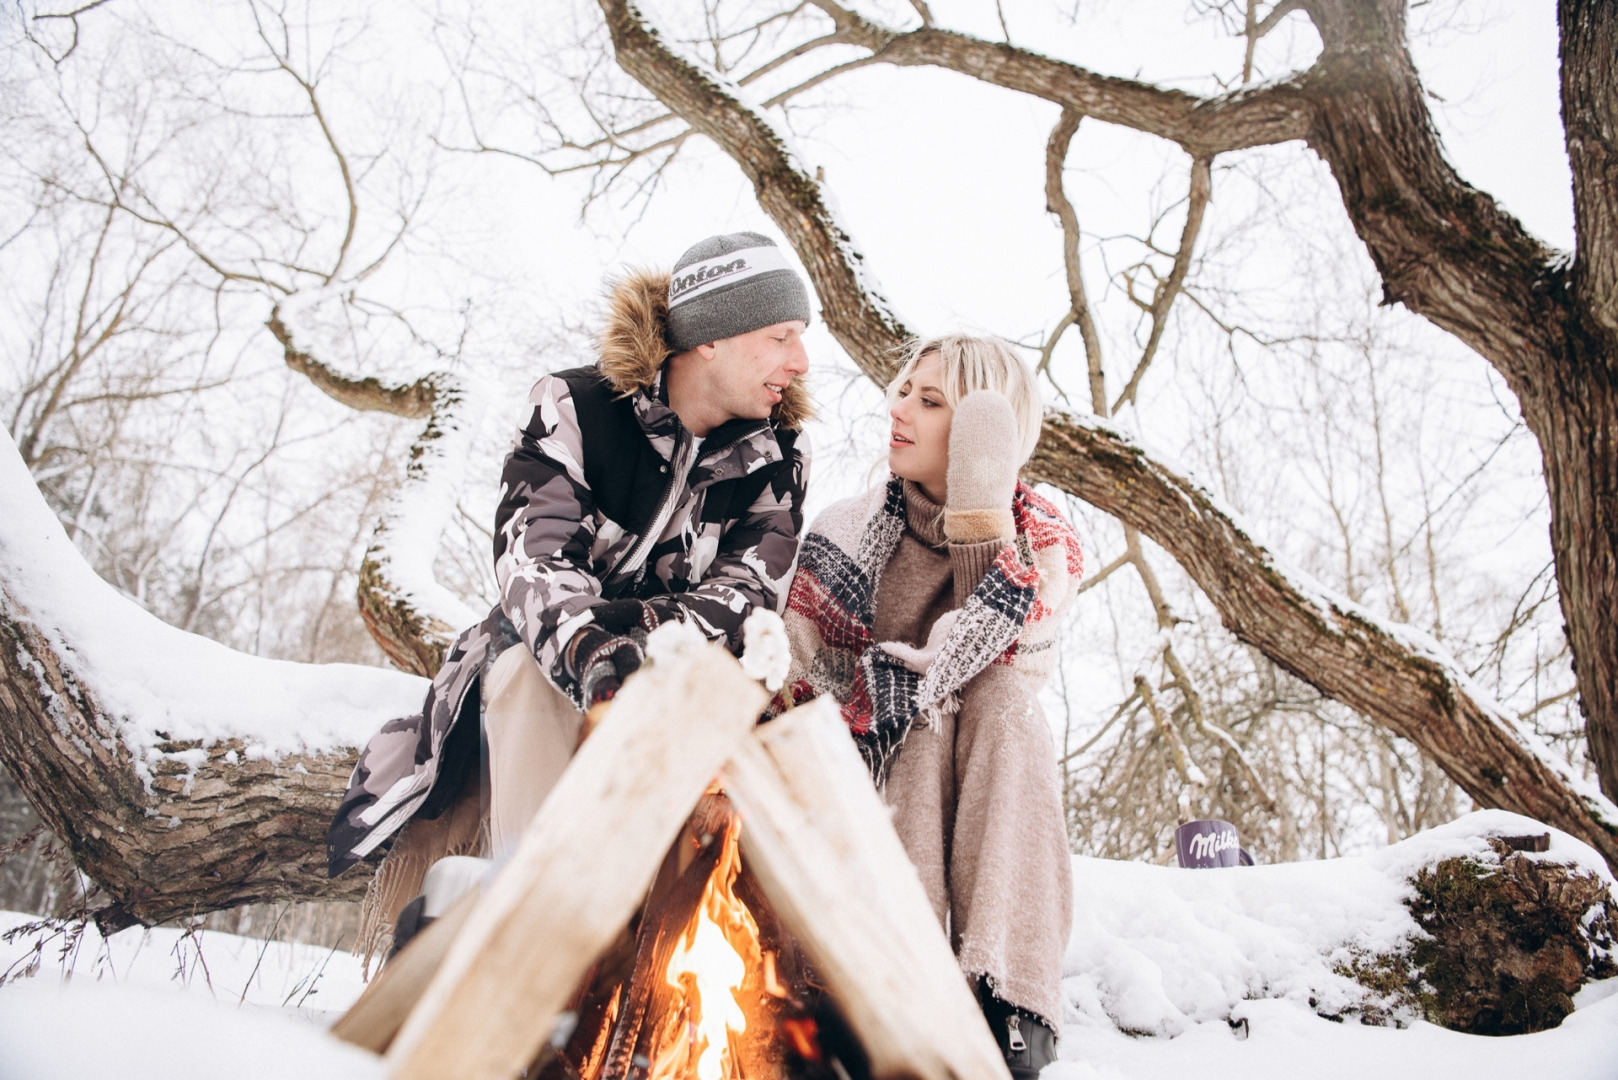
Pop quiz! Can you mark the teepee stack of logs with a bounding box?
[331,642,1010,1080]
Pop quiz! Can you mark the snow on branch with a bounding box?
[0,429,425,930]
[269,286,489,675]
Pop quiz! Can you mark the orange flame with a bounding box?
[651,817,763,1080]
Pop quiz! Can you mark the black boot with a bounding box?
[387,894,433,960]
[979,984,1058,1080]
[386,855,492,961]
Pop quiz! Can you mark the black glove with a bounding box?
[589,598,660,636]
[567,624,646,707]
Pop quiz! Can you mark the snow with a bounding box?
[2,810,1612,1078]
[739,608,791,692]
[0,430,427,783]
[1052,994,1618,1080]
[0,910,375,1079]
[1063,810,1614,1038]
[361,370,493,635]
[645,618,710,667]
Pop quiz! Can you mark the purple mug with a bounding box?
[1175,818,1253,868]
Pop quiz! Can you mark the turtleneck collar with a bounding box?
[901,479,948,548]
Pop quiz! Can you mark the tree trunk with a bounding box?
[1296,0,1618,803]
[0,610,367,934]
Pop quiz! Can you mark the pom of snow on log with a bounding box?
[644,618,709,667]
[740,608,791,691]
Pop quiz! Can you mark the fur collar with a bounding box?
[597,268,813,431]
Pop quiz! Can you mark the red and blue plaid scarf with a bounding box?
[776,475,1084,782]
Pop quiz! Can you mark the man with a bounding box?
[326,233,813,937]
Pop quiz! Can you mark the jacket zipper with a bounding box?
[602,423,766,587]
[1006,1014,1027,1053]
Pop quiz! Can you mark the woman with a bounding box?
[775,334,1082,1078]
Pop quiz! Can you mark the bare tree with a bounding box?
[0,0,499,928]
[563,0,1618,866]
[1,0,1613,939]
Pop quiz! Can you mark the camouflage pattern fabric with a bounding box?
[327,368,810,876]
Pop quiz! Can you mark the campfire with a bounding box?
[551,791,839,1080]
[339,646,1007,1080]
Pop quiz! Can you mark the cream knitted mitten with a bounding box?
[944,390,1020,544]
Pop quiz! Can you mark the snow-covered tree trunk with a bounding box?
[0,428,424,932]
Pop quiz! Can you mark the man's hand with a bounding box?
[570,627,646,707]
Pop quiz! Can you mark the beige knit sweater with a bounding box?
[871,482,1075,1028]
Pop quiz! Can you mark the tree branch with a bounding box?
[1560,0,1618,347]
[267,306,440,419]
[807,0,1314,155]
[1042,107,1105,411]
[1112,154,1212,411]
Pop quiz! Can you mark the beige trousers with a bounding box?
[483,644,585,858]
[882,665,1073,1028]
[359,644,580,966]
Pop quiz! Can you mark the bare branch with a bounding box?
[247,0,359,282]
[267,307,439,419]
[1042,107,1106,412]
[29,0,115,65]
[1161,641,1278,812]
[760,54,882,107]
[1244,0,1304,82]
[807,1,1313,155]
[1112,154,1213,412]
[1072,549,1131,596]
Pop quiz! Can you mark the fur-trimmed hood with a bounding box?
[597,268,813,430]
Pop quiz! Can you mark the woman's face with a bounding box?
[888,354,954,502]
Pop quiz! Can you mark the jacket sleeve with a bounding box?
[648,431,811,651]
[493,375,610,699]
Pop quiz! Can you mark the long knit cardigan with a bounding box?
[775,475,1084,781]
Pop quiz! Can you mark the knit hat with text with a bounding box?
[666,231,813,351]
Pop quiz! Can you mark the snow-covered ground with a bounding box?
[2,811,1614,1079]
[0,909,376,1078]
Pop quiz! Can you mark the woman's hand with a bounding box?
[943,390,1020,544]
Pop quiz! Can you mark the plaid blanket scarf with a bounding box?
[775,475,1084,782]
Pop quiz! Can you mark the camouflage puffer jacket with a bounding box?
[327,270,811,875]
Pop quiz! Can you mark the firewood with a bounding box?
[384,644,767,1080]
[598,818,728,1079]
[722,698,1011,1080]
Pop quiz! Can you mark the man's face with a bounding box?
[698,319,810,423]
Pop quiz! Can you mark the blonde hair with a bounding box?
[884,333,1044,465]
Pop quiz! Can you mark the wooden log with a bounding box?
[722,698,1011,1080]
[384,643,766,1080]
[331,886,479,1053]
[598,815,727,1079]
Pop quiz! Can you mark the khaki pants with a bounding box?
[882,665,1073,1029]
[359,645,581,966]
[483,644,585,858]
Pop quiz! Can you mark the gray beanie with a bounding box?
[666,231,813,351]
